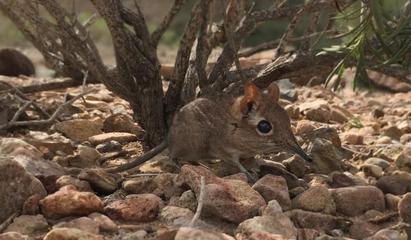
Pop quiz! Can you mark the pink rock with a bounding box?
[0,157,47,223]
[104,194,162,222]
[40,185,103,218]
[178,165,266,223]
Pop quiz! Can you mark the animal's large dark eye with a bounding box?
[257,120,272,134]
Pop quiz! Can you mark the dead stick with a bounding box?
[8,100,32,124]
[0,212,19,232]
[189,176,205,227]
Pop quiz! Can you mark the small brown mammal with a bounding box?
[0,48,35,77]
[108,82,311,179]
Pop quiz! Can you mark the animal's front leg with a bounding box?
[171,157,212,172]
[232,156,258,183]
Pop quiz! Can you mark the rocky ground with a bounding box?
[0,74,410,240]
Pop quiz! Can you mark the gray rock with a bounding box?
[54,217,100,234]
[74,146,101,168]
[331,186,385,216]
[259,161,304,189]
[400,133,411,145]
[399,193,411,223]
[122,177,155,194]
[365,229,408,240]
[0,154,65,193]
[25,131,73,155]
[330,106,351,123]
[56,175,92,192]
[292,186,335,214]
[386,194,401,211]
[78,169,118,194]
[282,155,306,178]
[121,230,147,240]
[349,218,381,239]
[307,139,343,174]
[88,212,118,232]
[289,186,306,198]
[175,227,235,240]
[236,214,297,240]
[43,227,103,240]
[395,146,411,172]
[103,113,144,137]
[0,157,47,223]
[4,215,48,235]
[261,200,283,216]
[364,158,391,170]
[383,125,402,140]
[252,175,291,211]
[0,232,32,240]
[330,172,356,188]
[152,173,182,200]
[0,137,43,160]
[373,145,403,162]
[277,79,298,102]
[159,206,194,226]
[95,141,122,153]
[171,190,197,212]
[123,173,182,200]
[376,172,411,195]
[360,164,383,178]
[299,99,331,123]
[286,209,347,232]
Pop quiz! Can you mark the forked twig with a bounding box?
[189,176,206,227]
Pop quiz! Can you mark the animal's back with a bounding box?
[0,48,35,77]
[168,96,233,162]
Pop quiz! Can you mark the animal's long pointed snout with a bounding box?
[286,140,313,162]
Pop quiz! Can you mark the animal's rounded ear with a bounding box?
[268,82,280,103]
[240,81,261,114]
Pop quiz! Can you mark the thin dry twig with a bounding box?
[0,212,19,232]
[8,100,32,124]
[301,10,321,51]
[151,0,187,46]
[0,89,95,130]
[238,30,338,58]
[0,81,51,119]
[189,176,206,227]
[207,4,306,88]
[224,0,247,83]
[274,1,318,58]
